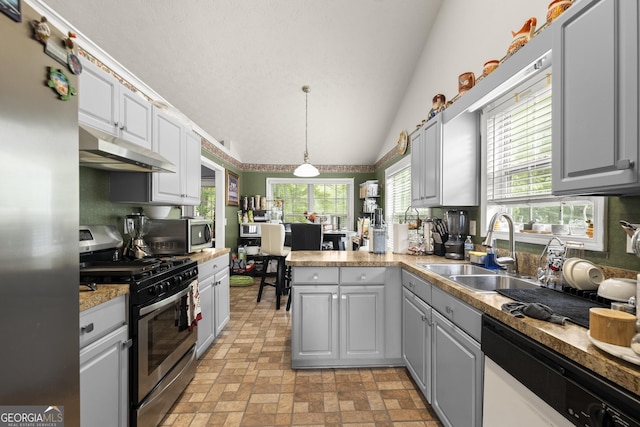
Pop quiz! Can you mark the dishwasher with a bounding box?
[481,315,640,426]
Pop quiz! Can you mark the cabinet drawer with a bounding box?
[198,254,228,280]
[402,270,431,304]
[340,267,385,284]
[80,295,127,349]
[431,286,481,342]
[293,267,339,284]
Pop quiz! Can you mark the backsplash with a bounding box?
[80,167,141,235]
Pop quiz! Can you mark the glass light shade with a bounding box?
[294,162,319,177]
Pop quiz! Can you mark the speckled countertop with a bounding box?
[79,248,231,313]
[286,251,640,397]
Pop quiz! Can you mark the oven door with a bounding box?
[136,283,197,402]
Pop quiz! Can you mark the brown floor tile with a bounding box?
[162,278,443,427]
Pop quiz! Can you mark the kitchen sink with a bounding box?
[448,274,541,293]
[417,263,497,276]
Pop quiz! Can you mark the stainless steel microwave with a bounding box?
[145,218,213,254]
[239,223,261,238]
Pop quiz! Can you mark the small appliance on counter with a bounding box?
[444,210,468,259]
[370,208,386,254]
[145,217,213,254]
[124,213,153,259]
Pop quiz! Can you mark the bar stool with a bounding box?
[286,223,323,310]
[257,223,290,310]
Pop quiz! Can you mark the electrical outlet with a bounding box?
[470,220,476,236]
[626,223,640,254]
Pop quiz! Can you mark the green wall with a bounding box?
[79,167,142,235]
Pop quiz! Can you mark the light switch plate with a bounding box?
[626,223,640,254]
[470,220,476,236]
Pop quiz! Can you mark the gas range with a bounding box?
[80,256,198,306]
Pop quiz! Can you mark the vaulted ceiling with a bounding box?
[41,0,443,167]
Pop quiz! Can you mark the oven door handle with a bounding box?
[140,284,192,317]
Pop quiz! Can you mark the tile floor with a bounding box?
[161,277,443,427]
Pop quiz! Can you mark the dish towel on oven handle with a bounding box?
[188,280,202,331]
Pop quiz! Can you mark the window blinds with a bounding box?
[485,72,552,203]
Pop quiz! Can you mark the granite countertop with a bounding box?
[286,251,640,397]
[79,248,231,313]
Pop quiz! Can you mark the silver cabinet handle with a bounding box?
[445,306,454,314]
[333,294,338,299]
[122,339,133,349]
[360,273,366,280]
[81,323,94,333]
[616,159,634,170]
[313,273,319,280]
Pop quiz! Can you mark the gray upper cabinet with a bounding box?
[411,112,479,207]
[110,107,202,205]
[78,56,152,150]
[552,0,640,195]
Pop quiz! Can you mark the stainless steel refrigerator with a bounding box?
[0,4,80,425]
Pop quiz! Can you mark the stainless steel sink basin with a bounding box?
[448,274,541,293]
[418,263,497,276]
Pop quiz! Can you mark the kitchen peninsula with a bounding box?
[286,251,640,397]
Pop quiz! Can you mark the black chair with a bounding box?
[286,223,323,310]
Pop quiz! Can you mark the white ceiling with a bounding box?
[41,0,443,167]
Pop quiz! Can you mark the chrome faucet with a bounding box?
[482,212,518,274]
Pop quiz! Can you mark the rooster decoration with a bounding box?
[507,17,537,56]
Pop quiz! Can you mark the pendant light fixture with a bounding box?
[294,85,320,177]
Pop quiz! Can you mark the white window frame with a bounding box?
[266,177,354,229]
[479,68,607,251]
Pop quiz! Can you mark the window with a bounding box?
[196,178,216,224]
[266,178,353,227]
[482,67,606,251]
[385,157,430,250]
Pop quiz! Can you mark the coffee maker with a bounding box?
[444,210,468,259]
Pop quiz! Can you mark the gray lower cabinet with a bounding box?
[401,270,483,427]
[431,287,483,427]
[552,0,640,195]
[402,286,432,403]
[197,254,230,358]
[79,295,128,427]
[291,266,402,368]
[214,265,230,337]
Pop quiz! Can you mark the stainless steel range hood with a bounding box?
[79,125,176,173]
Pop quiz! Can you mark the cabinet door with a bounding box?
[431,310,483,427]
[410,128,424,206]
[196,275,215,359]
[80,325,128,427]
[119,89,153,150]
[78,56,119,135]
[291,285,339,362]
[552,0,640,194]
[182,130,202,205]
[214,266,230,337]
[152,108,183,203]
[402,288,432,402]
[339,285,384,360]
[420,118,441,206]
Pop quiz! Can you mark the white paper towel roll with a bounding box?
[393,223,409,254]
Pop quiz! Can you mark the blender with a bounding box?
[124,213,153,259]
[444,210,468,259]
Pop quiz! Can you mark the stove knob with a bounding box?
[148,286,157,295]
[174,274,183,285]
[589,407,614,427]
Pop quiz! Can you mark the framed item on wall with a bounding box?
[226,170,239,206]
